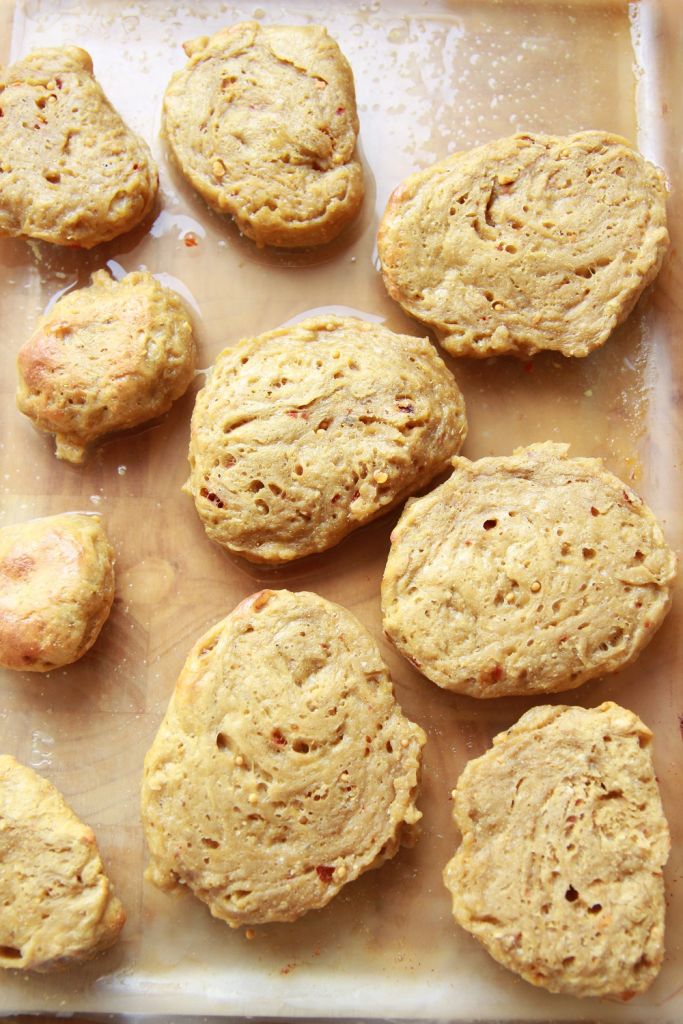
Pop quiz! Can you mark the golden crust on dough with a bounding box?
[443,702,670,999]
[0,755,125,971]
[185,315,467,563]
[163,22,364,247]
[141,589,426,927]
[0,47,158,247]
[0,513,115,672]
[378,131,669,357]
[381,443,676,697]
[17,270,196,465]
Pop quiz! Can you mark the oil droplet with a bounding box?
[30,730,55,769]
[117,465,127,476]
[183,232,199,248]
[89,494,102,506]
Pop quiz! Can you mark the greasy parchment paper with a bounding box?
[0,0,681,1020]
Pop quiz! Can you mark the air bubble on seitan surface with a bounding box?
[0,946,22,959]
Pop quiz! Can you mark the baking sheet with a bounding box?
[0,0,681,1019]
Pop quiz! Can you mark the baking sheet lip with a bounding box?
[0,1013,601,1024]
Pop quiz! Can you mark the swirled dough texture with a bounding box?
[382,443,676,698]
[186,316,467,563]
[0,513,115,672]
[443,703,670,999]
[0,755,125,971]
[17,270,196,465]
[0,47,157,247]
[141,589,426,927]
[377,131,669,358]
[163,22,364,248]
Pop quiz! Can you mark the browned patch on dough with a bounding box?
[0,555,35,579]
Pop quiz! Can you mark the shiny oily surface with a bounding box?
[0,1,681,1022]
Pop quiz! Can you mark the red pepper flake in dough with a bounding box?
[316,865,334,883]
[183,232,198,247]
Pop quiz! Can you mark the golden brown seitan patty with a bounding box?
[0,755,125,971]
[381,443,676,697]
[16,269,196,465]
[185,315,467,563]
[141,588,426,927]
[377,131,668,358]
[0,513,115,672]
[162,22,364,247]
[443,702,670,999]
[0,47,157,247]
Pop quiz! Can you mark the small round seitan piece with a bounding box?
[162,22,364,247]
[443,702,670,999]
[0,47,157,248]
[381,443,676,698]
[0,513,115,672]
[141,588,426,927]
[185,315,467,563]
[17,269,196,465]
[377,131,669,358]
[0,755,125,971]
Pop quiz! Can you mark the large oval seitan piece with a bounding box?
[0,755,125,971]
[17,269,196,465]
[443,703,670,999]
[162,22,364,247]
[185,316,467,563]
[381,443,676,697]
[0,513,115,672]
[0,47,158,247]
[141,589,426,927]
[377,132,668,358]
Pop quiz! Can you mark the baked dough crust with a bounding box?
[382,443,676,697]
[0,755,125,971]
[0,513,115,672]
[186,316,466,563]
[443,703,670,999]
[17,270,196,465]
[0,47,158,247]
[378,132,668,357]
[141,589,426,927]
[163,23,364,247]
